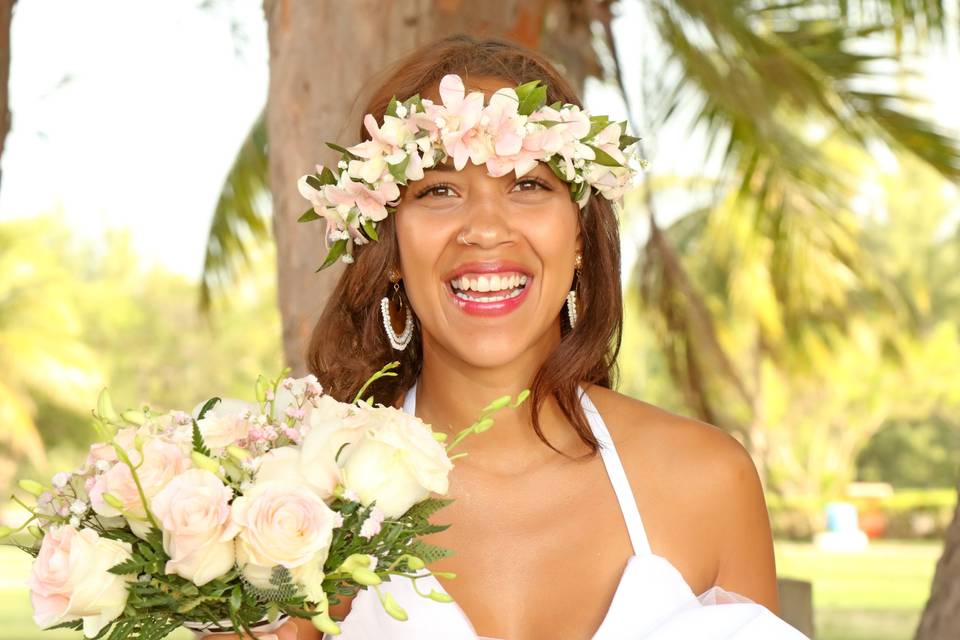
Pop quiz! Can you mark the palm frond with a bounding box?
[200,109,271,311]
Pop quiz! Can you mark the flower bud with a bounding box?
[96,388,121,424]
[133,432,147,451]
[428,589,454,603]
[514,389,530,406]
[255,375,267,405]
[381,592,408,621]
[191,451,221,474]
[18,479,45,496]
[337,553,372,573]
[431,431,448,443]
[351,567,382,586]
[0,525,13,538]
[431,571,457,579]
[121,409,146,426]
[226,445,251,462]
[474,418,494,433]
[312,612,341,635]
[402,554,425,571]
[28,525,43,539]
[483,395,512,412]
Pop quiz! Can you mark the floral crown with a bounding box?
[297,74,647,269]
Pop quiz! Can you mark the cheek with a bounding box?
[394,208,454,304]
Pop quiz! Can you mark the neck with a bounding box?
[412,327,586,470]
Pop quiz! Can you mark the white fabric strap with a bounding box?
[578,387,652,556]
[402,381,418,415]
[402,381,651,555]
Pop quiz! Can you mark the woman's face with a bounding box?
[394,79,582,370]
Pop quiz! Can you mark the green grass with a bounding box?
[0,541,942,639]
[776,540,942,640]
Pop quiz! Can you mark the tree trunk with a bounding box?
[915,487,960,639]
[263,0,596,374]
[0,0,16,191]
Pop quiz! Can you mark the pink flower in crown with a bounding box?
[528,105,594,180]
[323,173,400,223]
[346,113,420,184]
[434,74,486,170]
[482,87,541,178]
[591,122,627,166]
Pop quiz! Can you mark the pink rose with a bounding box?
[195,399,255,450]
[84,427,137,470]
[89,438,191,538]
[29,526,133,638]
[151,469,239,586]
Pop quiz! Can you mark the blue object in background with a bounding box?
[825,501,859,533]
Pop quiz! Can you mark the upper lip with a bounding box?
[442,260,535,282]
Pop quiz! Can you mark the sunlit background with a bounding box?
[2,1,960,639]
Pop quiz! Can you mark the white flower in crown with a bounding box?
[297,73,647,269]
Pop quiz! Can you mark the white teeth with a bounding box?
[454,287,525,303]
[449,272,531,294]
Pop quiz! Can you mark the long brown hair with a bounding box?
[307,34,623,458]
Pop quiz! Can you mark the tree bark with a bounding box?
[263,0,596,374]
[0,0,16,192]
[915,488,960,640]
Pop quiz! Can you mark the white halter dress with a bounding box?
[330,385,809,639]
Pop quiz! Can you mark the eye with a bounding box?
[415,182,458,199]
[511,177,551,193]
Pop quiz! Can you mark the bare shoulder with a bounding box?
[583,385,778,608]
[583,385,758,489]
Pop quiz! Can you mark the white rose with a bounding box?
[29,526,134,638]
[254,446,304,486]
[231,481,338,593]
[298,397,372,497]
[151,469,239,586]
[255,396,370,499]
[339,405,453,518]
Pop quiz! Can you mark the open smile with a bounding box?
[443,262,534,317]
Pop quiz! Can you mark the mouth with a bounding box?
[443,263,533,316]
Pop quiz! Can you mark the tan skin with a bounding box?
[218,77,778,640]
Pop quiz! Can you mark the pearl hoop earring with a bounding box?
[566,253,582,329]
[381,268,414,350]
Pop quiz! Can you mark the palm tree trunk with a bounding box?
[0,0,16,191]
[915,488,960,639]
[263,0,595,374]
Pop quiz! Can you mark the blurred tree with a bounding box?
[857,418,960,488]
[0,217,104,486]
[0,0,14,189]
[0,216,283,494]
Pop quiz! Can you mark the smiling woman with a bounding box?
[278,34,809,640]
[307,41,625,461]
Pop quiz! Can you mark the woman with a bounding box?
[217,35,805,640]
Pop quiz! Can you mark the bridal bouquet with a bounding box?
[2,363,525,639]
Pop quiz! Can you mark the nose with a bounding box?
[456,193,517,250]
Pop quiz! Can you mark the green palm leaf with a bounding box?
[200,109,271,311]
